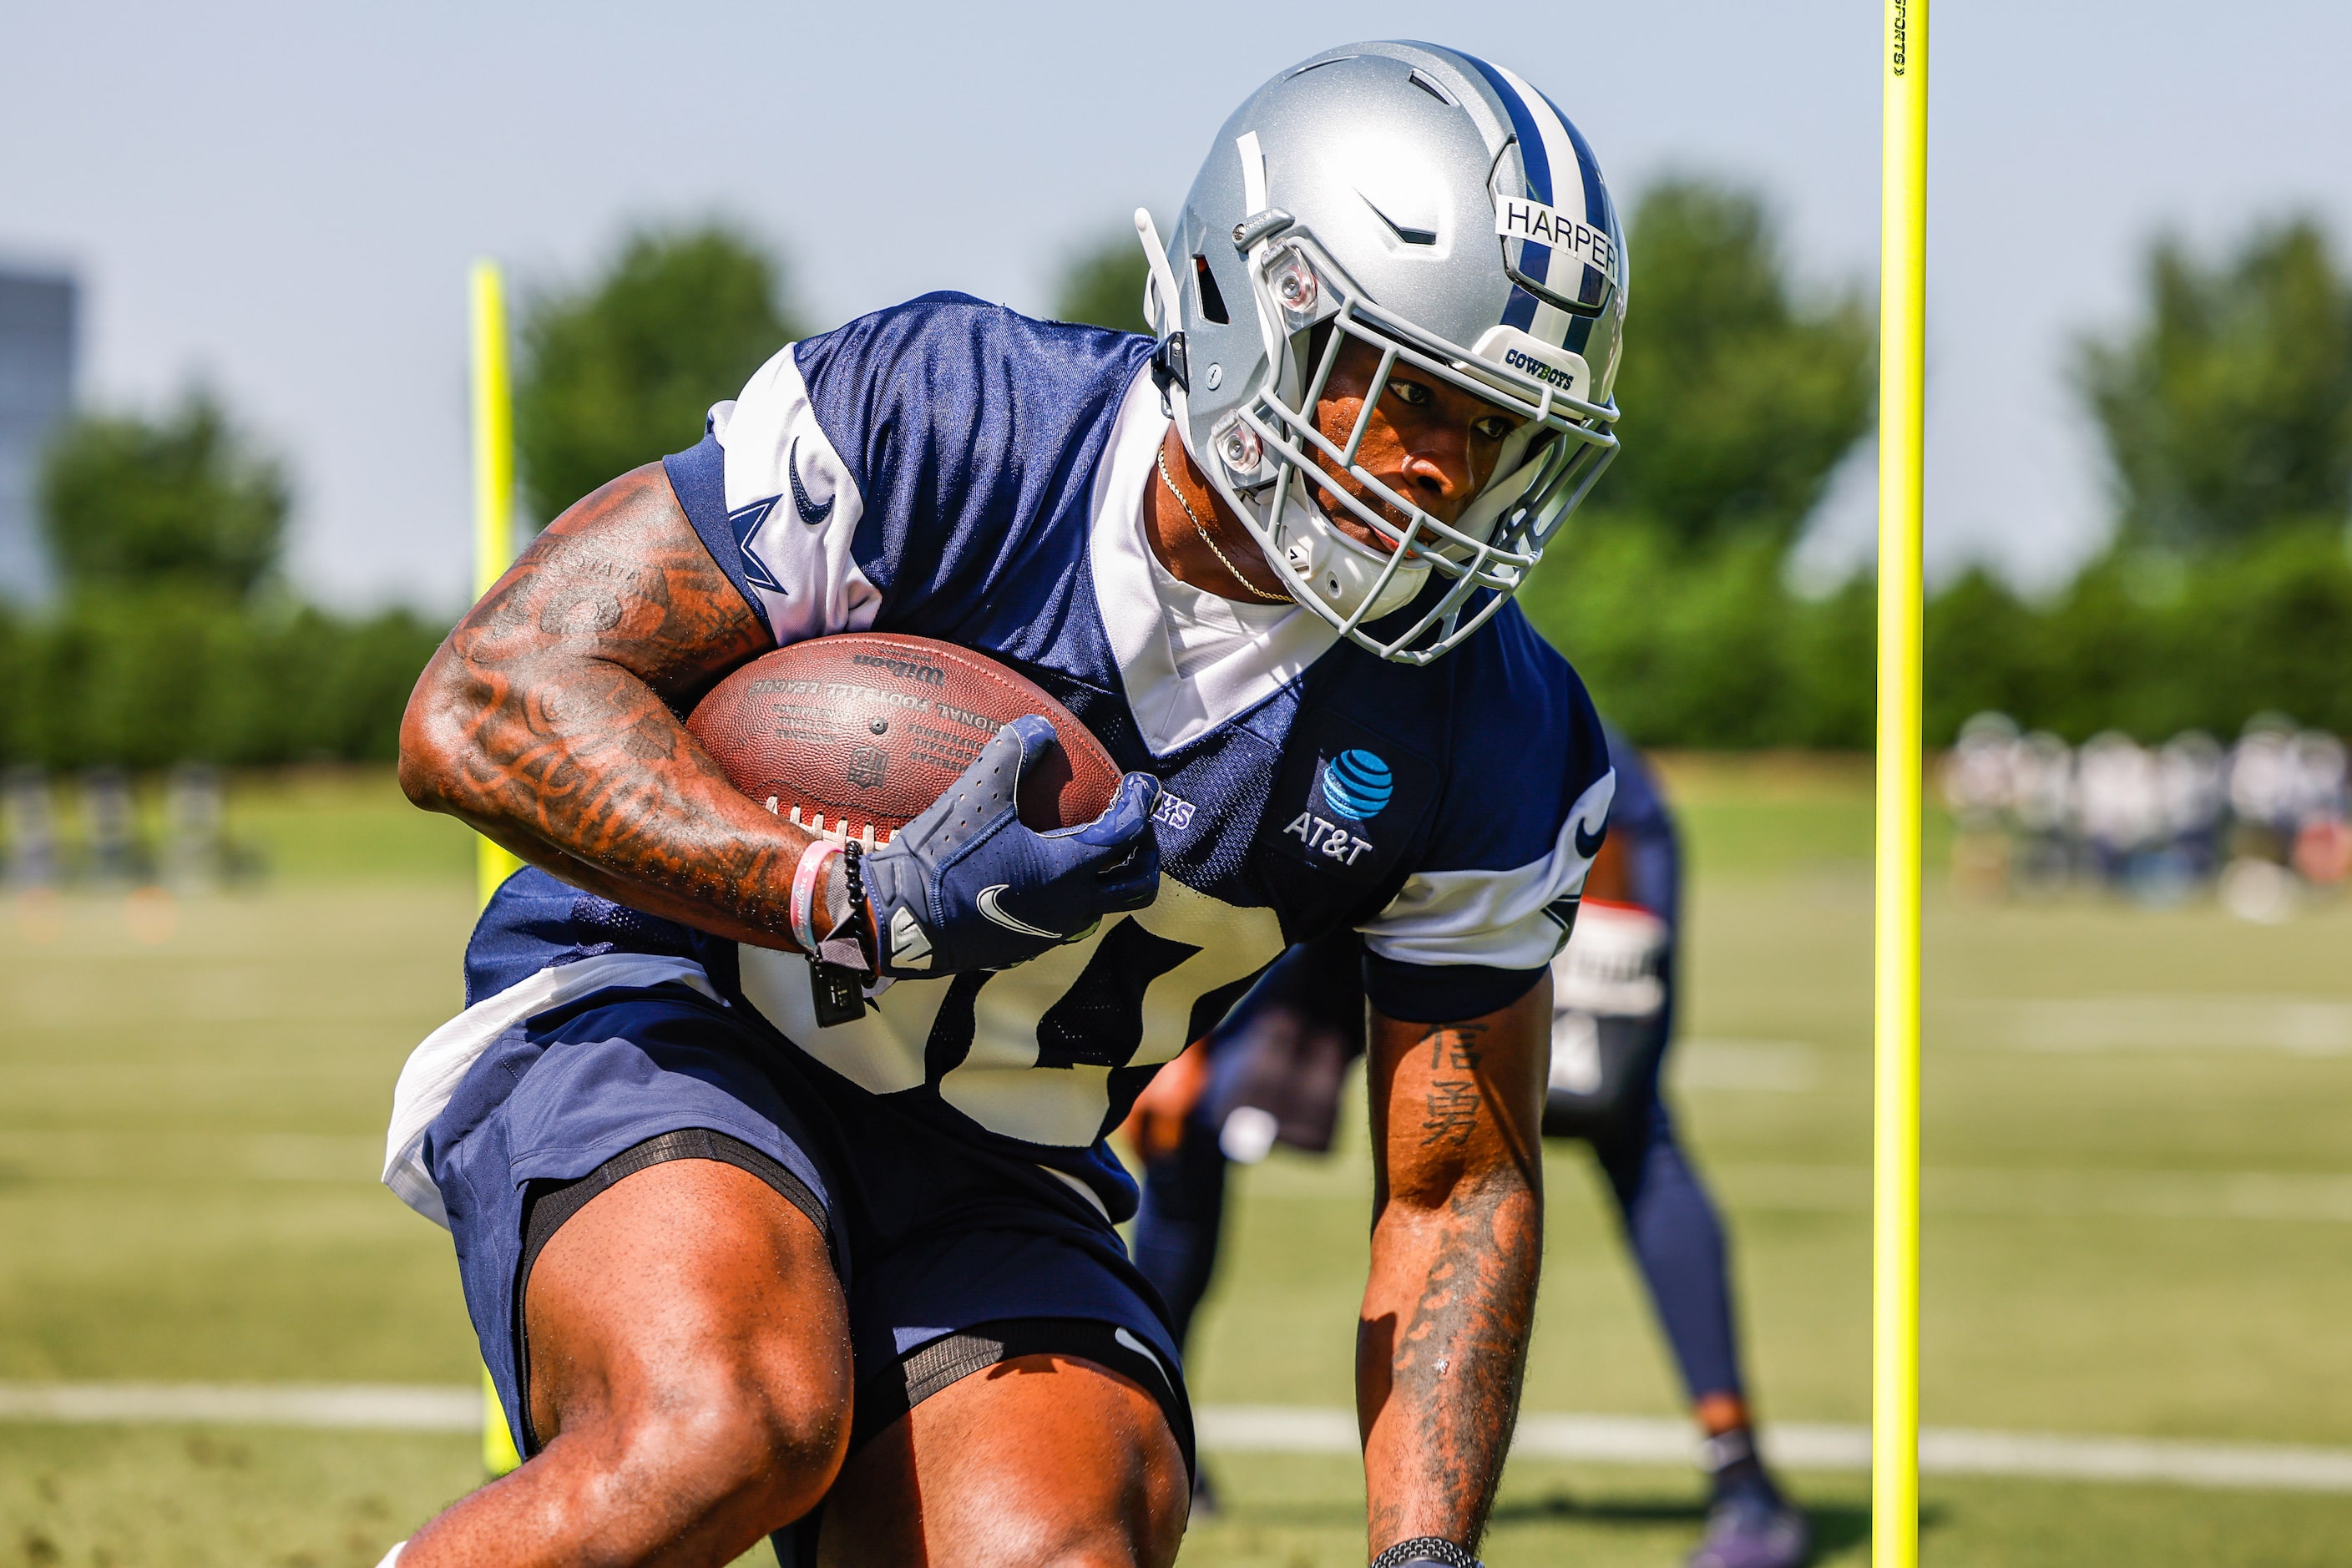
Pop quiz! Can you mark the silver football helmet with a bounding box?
[1137,41,1626,664]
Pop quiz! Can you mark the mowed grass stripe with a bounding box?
[8,1385,2352,1493]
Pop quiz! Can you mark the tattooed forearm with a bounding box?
[1419,1024,1488,1149]
[1358,984,1550,1557]
[1366,1184,1540,1548]
[398,463,817,948]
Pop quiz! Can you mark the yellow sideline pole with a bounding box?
[470,260,524,909]
[470,259,529,1477]
[1874,3,1929,1566]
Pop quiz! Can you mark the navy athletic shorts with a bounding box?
[422,981,1191,1471]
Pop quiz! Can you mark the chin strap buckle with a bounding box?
[1150,331,1189,402]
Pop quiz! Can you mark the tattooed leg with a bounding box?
[1358,978,1552,1558]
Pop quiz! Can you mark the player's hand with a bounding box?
[861,716,1160,977]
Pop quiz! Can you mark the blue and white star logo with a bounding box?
[729,494,788,599]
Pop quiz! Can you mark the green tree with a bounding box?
[1051,229,1150,336]
[2077,219,2352,551]
[38,392,290,601]
[517,224,805,521]
[1588,179,1874,554]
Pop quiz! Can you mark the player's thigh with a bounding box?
[816,1353,1187,1568]
[524,1156,854,1483]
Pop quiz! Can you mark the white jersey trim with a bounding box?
[709,346,883,646]
[1088,366,1338,756]
[382,954,715,1228]
[1360,767,1616,972]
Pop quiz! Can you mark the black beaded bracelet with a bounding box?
[1369,1538,1481,1568]
[840,840,866,933]
[808,839,872,1027]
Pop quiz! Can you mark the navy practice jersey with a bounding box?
[389,294,1612,1223]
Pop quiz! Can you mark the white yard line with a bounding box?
[1201,1407,2352,1493]
[5,1384,2350,1493]
[0,1382,478,1431]
[1712,1164,2352,1225]
[1940,995,2352,1055]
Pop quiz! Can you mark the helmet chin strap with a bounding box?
[1265,473,1429,622]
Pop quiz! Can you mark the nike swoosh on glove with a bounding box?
[861,716,1161,977]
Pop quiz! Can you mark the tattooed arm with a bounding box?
[1358,974,1552,1559]
[398,463,820,948]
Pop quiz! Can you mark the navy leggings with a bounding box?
[1131,1088,1746,1405]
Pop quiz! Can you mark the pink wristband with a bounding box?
[790,838,843,954]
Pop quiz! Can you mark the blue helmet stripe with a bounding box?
[1540,89,1614,247]
[1539,88,1618,311]
[1460,51,1554,290]
[1462,53,1553,204]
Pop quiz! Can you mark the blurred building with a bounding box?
[0,266,78,603]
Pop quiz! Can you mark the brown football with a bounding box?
[686,633,1122,844]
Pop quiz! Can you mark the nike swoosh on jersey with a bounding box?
[788,438,834,526]
[1574,819,1605,860]
[976,885,1063,939]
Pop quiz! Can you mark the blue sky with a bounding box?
[5,1,2349,607]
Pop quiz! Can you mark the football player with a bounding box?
[382,41,1623,1568]
[1128,731,1810,1568]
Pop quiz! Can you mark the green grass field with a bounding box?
[6,762,2352,1565]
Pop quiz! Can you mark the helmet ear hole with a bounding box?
[1191,255,1231,326]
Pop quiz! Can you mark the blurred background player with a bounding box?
[1940,709,2349,916]
[1126,727,1809,1568]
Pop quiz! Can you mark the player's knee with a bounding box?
[609,1363,850,1529]
[986,1450,1188,1568]
[1005,1502,1186,1568]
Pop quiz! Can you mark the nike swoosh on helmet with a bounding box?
[976,884,1064,939]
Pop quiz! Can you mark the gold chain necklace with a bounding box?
[1156,446,1293,605]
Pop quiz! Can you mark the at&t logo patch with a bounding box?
[1284,750,1393,868]
[1320,751,1392,820]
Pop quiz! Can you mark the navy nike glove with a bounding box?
[860,716,1160,976]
